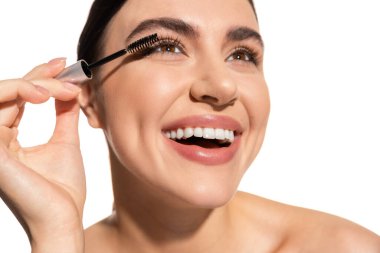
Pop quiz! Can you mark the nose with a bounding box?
[190,58,238,108]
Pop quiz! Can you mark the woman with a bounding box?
[0,0,379,252]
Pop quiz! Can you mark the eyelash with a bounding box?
[142,36,260,66]
[143,36,185,55]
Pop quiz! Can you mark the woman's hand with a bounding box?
[0,58,86,253]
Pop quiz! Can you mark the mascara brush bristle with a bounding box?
[127,33,159,53]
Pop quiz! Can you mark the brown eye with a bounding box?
[154,43,181,54]
[226,47,258,65]
[232,51,250,61]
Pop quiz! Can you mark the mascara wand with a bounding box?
[56,33,158,83]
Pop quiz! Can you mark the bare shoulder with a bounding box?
[288,210,380,253]
[327,222,380,253]
[233,192,380,253]
[84,214,119,253]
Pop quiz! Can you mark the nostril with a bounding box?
[199,95,237,108]
[200,95,219,104]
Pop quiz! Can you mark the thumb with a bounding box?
[50,99,80,146]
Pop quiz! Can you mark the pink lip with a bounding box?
[162,115,243,166]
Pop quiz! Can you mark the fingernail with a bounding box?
[48,57,66,67]
[63,82,81,92]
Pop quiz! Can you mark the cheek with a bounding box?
[239,74,270,162]
[99,63,189,165]
[103,63,186,124]
[241,74,270,125]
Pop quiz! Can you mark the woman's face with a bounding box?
[89,0,269,208]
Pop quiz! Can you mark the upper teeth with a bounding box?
[164,127,235,142]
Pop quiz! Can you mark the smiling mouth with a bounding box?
[164,127,235,149]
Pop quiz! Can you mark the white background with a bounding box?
[0,0,379,251]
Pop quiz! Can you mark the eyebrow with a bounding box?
[126,17,199,42]
[126,17,263,49]
[227,26,264,48]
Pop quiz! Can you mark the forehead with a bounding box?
[111,0,259,37]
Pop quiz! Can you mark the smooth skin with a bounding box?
[0,59,85,253]
[81,0,380,252]
[0,0,379,252]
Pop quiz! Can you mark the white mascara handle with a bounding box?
[56,60,92,83]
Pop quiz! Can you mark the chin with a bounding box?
[175,181,238,209]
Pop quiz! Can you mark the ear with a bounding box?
[78,81,104,129]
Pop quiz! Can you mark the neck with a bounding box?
[109,153,233,252]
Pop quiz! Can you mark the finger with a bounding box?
[0,79,50,104]
[50,99,80,146]
[0,78,80,129]
[0,78,81,104]
[23,58,66,80]
[31,79,81,102]
[0,80,50,127]
[12,104,25,128]
[0,102,20,127]
[0,126,17,148]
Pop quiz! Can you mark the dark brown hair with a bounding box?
[77,1,126,63]
[77,0,257,66]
